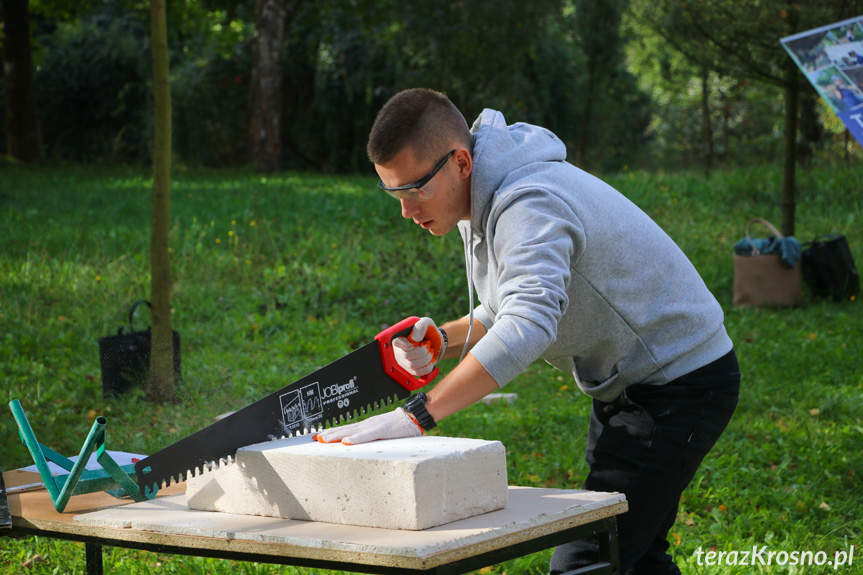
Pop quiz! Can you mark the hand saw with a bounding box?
[134,317,436,498]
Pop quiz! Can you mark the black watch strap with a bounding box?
[403,392,436,431]
[438,328,448,359]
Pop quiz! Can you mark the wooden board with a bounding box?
[4,471,186,522]
[4,470,626,572]
[72,487,626,570]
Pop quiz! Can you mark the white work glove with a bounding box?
[392,317,447,376]
[313,408,423,445]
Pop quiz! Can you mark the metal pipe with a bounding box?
[8,399,60,503]
[53,416,107,512]
[96,445,147,502]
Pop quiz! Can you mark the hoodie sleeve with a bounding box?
[473,304,494,330]
[468,188,582,387]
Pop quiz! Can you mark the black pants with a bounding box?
[550,350,741,575]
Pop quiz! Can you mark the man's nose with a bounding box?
[400,198,420,219]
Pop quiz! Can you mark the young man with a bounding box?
[314,88,740,575]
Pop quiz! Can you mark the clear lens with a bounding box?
[415,177,438,200]
[385,177,437,202]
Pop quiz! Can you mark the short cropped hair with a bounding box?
[367,88,472,166]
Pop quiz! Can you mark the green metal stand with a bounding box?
[8,399,152,512]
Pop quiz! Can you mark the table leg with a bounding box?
[0,465,12,529]
[558,517,621,575]
[601,516,621,574]
[85,542,103,575]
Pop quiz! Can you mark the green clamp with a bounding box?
[8,399,153,512]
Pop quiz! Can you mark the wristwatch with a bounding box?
[403,392,437,431]
[438,328,448,360]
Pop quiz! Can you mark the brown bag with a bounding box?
[733,218,802,307]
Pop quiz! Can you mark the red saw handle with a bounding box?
[375,316,439,391]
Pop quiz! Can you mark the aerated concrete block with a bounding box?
[185,435,508,530]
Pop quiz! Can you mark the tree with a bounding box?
[700,66,714,175]
[569,0,629,168]
[275,0,573,171]
[1,0,43,161]
[248,0,302,171]
[147,0,175,403]
[627,0,863,236]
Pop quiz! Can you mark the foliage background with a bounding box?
[2,1,862,172]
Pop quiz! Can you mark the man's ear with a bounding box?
[453,148,472,180]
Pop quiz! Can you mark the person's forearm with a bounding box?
[425,353,499,422]
[440,316,487,360]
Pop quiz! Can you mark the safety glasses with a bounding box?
[377,149,455,202]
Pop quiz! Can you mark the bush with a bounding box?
[33,8,152,163]
[171,40,251,167]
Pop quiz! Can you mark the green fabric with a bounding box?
[734,235,801,268]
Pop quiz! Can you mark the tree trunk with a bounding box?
[780,56,798,238]
[1,0,43,161]
[797,90,820,167]
[700,66,713,176]
[248,0,289,171]
[147,0,175,404]
[574,64,595,168]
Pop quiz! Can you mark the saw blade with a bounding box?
[134,338,412,498]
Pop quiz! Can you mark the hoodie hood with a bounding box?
[468,109,567,238]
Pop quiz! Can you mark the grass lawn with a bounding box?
[1,162,861,574]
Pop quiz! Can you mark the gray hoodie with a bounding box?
[457,109,732,402]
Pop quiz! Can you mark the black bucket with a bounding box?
[98,301,181,398]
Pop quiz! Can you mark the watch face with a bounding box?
[407,393,425,410]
